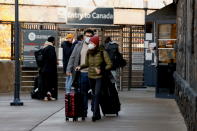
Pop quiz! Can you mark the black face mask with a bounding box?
[66,41,72,46]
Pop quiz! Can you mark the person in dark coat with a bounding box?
[76,36,112,122]
[66,29,94,117]
[61,33,78,93]
[41,36,57,101]
[61,33,77,73]
[77,35,84,42]
[103,37,121,90]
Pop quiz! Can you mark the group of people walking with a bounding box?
[37,29,123,122]
[63,29,112,121]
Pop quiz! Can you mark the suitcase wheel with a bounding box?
[73,117,77,122]
[66,117,69,121]
[82,117,85,121]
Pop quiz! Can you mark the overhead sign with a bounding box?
[0,0,67,5]
[67,7,114,24]
[0,5,67,22]
[23,30,57,67]
[114,9,145,25]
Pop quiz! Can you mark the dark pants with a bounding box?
[78,72,90,116]
[42,72,57,99]
[89,78,102,118]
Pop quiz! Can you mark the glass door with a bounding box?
[158,24,176,64]
[156,23,177,98]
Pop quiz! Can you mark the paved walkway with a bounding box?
[0,88,187,131]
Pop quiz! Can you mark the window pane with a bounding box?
[0,24,11,59]
[159,24,176,39]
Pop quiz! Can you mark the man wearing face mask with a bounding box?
[66,29,94,118]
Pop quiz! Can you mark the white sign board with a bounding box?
[114,9,145,25]
[145,33,152,40]
[145,49,152,60]
[132,65,144,71]
[144,41,149,48]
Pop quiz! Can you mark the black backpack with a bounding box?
[115,52,127,68]
[34,48,44,67]
[31,75,43,99]
[104,42,127,69]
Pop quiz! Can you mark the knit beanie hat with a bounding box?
[89,36,99,46]
[66,33,74,39]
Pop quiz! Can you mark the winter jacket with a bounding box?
[66,41,84,73]
[41,42,57,73]
[61,40,77,73]
[80,47,112,79]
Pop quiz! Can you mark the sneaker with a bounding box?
[47,92,56,101]
[83,112,88,117]
[43,97,48,101]
[47,92,52,96]
[48,97,56,101]
[92,116,101,122]
[92,117,96,122]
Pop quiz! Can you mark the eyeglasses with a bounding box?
[85,33,93,37]
[85,35,93,37]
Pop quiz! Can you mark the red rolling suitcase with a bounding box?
[65,91,85,121]
[65,71,85,121]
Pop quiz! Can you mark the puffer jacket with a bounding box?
[80,47,112,79]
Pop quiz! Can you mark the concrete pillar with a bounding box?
[0,60,15,93]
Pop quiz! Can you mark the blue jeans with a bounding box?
[65,76,72,93]
[78,72,90,116]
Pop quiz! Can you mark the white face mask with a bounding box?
[85,37,90,43]
[88,43,96,50]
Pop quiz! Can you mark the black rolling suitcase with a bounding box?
[100,77,121,116]
[31,74,44,100]
[65,71,85,121]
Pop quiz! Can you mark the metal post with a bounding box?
[144,1,148,88]
[128,26,132,91]
[144,0,148,40]
[10,0,23,106]
[144,0,148,32]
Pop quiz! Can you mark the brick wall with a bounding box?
[174,0,197,130]
[0,61,15,93]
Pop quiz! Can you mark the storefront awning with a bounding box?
[146,3,176,22]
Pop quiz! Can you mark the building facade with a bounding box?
[174,0,197,131]
[0,0,173,92]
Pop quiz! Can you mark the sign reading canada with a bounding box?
[67,7,114,24]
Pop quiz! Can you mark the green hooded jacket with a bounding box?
[80,47,112,79]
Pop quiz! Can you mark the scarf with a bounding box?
[43,41,54,48]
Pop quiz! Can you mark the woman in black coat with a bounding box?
[41,36,57,101]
